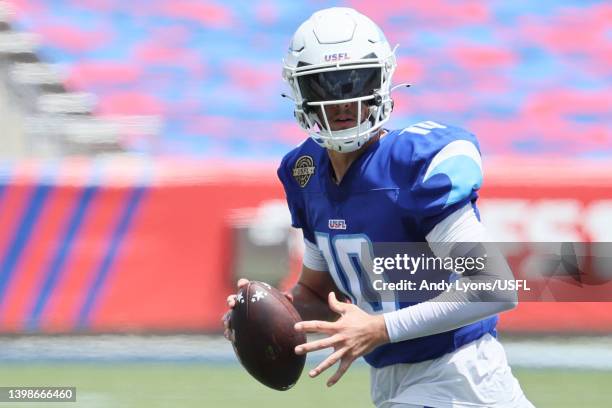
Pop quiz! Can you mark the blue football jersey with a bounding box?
[277,121,497,368]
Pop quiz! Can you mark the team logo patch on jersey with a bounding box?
[328,219,347,230]
[292,155,315,187]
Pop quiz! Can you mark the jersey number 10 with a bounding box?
[315,233,398,313]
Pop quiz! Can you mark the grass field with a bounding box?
[0,363,610,407]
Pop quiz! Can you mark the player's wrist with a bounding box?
[382,311,402,343]
[371,314,390,346]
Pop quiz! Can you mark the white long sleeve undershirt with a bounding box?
[383,204,517,343]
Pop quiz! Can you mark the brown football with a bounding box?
[230,281,306,391]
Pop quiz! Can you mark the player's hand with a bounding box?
[223,279,250,342]
[294,292,389,387]
[222,279,294,342]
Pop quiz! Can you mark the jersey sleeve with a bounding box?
[277,156,315,243]
[302,238,329,271]
[397,124,483,237]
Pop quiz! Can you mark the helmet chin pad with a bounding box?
[305,106,377,153]
[321,121,375,153]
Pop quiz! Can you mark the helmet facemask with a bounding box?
[286,54,396,152]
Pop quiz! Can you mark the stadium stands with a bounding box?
[3,0,610,157]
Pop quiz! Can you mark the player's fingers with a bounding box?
[326,356,353,387]
[308,347,347,378]
[295,334,341,355]
[236,279,250,288]
[328,291,348,315]
[294,320,335,334]
[222,310,232,329]
[226,294,237,308]
[224,327,236,342]
[221,310,235,342]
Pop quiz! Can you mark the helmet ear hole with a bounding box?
[301,100,313,115]
[373,93,383,106]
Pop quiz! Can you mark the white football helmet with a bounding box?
[282,7,398,152]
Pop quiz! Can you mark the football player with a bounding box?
[225,7,534,407]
